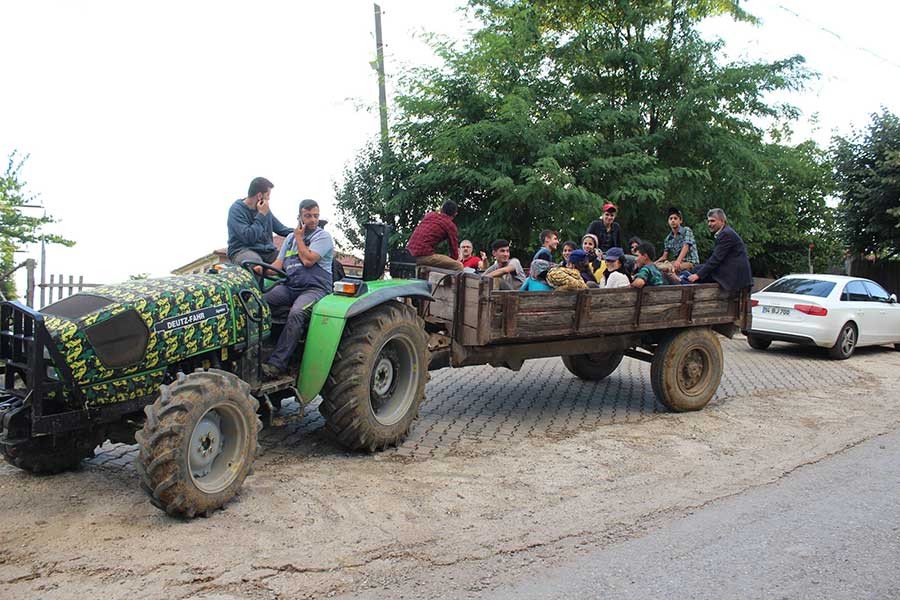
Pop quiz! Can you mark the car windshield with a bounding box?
[764,278,836,298]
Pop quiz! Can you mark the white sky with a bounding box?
[2,0,899,294]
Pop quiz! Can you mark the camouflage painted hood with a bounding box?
[40,265,268,405]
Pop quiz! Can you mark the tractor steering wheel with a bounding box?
[240,260,288,292]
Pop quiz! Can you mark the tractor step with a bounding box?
[256,375,296,396]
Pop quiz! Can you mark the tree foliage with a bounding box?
[832,109,900,258]
[337,0,836,276]
[0,152,74,297]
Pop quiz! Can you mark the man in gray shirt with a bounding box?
[262,199,335,378]
[483,239,527,290]
[226,177,293,266]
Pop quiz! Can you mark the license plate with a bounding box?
[762,305,791,316]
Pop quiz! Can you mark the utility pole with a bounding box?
[373,3,394,216]
[374,3,390,158]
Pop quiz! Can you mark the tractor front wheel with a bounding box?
[319,301,427,452]
[136,369,260,518]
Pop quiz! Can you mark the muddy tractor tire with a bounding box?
[320,301,427,452]
[1,431,103,475]
[562,351,624,381]
[651,328,723,412]
[135,369,261,518]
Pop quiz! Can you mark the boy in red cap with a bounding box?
[585,202,622,252]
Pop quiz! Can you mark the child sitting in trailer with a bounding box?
[519,259,554,291]
[547,249,591,291]
[581,233,606,285]
[559,240,578,266]
[602,247,631,288]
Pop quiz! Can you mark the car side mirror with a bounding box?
[891,293,898,304]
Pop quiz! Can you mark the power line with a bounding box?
[777,3,900,71]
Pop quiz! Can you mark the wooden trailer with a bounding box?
[417,267,752,412]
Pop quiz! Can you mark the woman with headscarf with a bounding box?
[519,259,554,291]
[581,233,606,285]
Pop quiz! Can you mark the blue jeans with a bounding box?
[263,284,328,371]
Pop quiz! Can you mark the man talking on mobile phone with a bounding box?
[261,199,334,379]
[227,176,293,268]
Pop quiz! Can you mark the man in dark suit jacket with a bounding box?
[687,208,752,292]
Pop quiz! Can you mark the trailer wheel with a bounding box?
[746,334,771,350]
[135,369,260,518]
[651,328,723,412]
[561,351,624,381]
[320,301,427,452]
[0,431,102,475]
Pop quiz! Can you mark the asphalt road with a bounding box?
[492,428,900,600]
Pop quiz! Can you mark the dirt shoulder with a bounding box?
[1,346,898,599]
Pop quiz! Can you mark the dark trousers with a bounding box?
[230,248,280,267]
[263,284,328,370]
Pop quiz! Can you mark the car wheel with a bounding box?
[746,334,772,351]
[828,322,857,360]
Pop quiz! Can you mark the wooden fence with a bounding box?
[848,256,900,295]
[40,274,101,307]
[0,260,101,308]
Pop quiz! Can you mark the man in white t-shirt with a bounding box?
[262,199,334,378]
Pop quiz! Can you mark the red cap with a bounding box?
[603,202,617,212]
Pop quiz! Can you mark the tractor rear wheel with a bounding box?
[561,351,624,381]
[320,301,427,452]
[136,369,260,518]
[651,328,723,412]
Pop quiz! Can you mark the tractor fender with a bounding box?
[297,280,432,403]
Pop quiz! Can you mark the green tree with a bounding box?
[0,152,75,298]
[337,0,832,275]
[832,109,900,257]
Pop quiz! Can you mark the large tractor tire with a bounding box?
[135,369,261,518]
[1,431,102,475]
[651,328,723,412]
[320,301,427,452]
[561,350,624,381]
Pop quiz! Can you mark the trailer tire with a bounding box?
[135,369,260,518]
[651,328,723,412]
[746,334,772,350]
[1,431,102,475]
[561,351,624,381]
[320,301,427,452]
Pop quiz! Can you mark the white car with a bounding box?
[746,274,900,359]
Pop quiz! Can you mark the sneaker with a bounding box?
[261,363,285,381]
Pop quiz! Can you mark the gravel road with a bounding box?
[1,340,898,599]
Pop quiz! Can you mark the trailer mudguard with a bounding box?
[296,279,432,403]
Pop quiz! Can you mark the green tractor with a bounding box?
[0,225,432,517]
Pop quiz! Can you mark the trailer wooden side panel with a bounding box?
[417,267,750,348]
[483,284,742,344]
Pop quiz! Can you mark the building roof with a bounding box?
[173,234,363,274]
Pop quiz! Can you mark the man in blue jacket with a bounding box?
[226,177,293,266]
[688,208,752,292]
